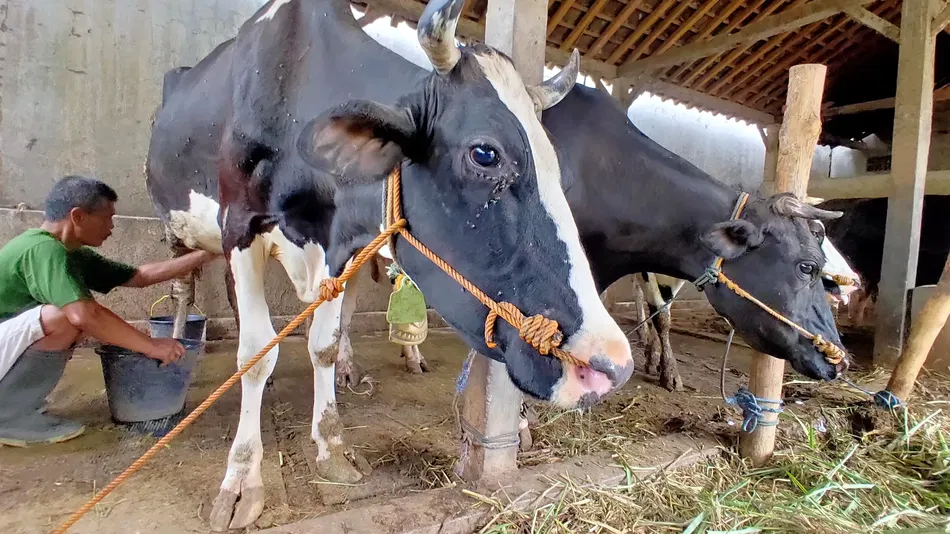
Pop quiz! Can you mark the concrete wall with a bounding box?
[0,0,267,216]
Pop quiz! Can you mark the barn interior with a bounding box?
[1,1,949,533]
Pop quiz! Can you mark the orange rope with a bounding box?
[53,165,583,533]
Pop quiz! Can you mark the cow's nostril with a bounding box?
[588,355,617,382]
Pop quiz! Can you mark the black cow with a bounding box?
[144,0,635,529]
[817,194,950,323]
[339,82,853,389]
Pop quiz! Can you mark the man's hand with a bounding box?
[145,338,186,366]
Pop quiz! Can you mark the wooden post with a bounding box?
[456,0,546,482]
[873,0,939,367]
[739,64,826,466]
[885,253,950,402]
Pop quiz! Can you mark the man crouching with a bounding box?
[0,175,219,446]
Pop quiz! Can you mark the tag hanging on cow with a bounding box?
[386,264,428,346]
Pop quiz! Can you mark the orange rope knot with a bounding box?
[826,273,857,287]
[484,302,523,349]
[519,314,564,356]
[319,278,345,301]
[813,334,845,365]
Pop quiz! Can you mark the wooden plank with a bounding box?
[625,0,693,63]
[363,0,617,79]
[933,1,950,34]
[616,0,874,80]
[874,0,941,367]
[560,0,610,50]
[666,0,748,81]
[740,63,826,467]
[652,0,720,57]
[685,0,789,90]
[808,171,950,199]
[586,0,645,58]
[607,0,677,64]
[456,0,548,483]
[546,0,577,37]
[823,85,950,117]
[843,6,900,42]
[645,79,777,125]
[761,124,780,188]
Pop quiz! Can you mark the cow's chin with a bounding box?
[788,351,841,382]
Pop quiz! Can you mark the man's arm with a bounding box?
[124,250,220,288]
[61,299,184,364]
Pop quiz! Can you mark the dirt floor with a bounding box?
[0,317,886,534]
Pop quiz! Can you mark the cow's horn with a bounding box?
[528,48,580,111]
[418,0,464,76]
[770,193,843,221]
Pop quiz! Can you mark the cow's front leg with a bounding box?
[309,287,372,484]
[335,276,362,387]
[211,239,276,532]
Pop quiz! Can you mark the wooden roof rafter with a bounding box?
[351,0,919,126]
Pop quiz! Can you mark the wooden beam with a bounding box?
[740,63,827,467]
[363,0,617,79]
[586,0,644,58]
[625,0,693,63]
[546,0,577,37]
[560,0,610,50]
[616,0,875,80]
[823,85,950,117]
[934,1,950,35]
[874,0,940,367]
[644,79,777,125]
[666,0,747,82]
[606,0,677,64]
[761,123,780,187]
[652,0,720,57]
[808,171,950,199]
[844,6,900,42]
[457,0,547,482]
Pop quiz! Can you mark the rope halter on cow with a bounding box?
[381,165,589,369]
[693,192,848,367]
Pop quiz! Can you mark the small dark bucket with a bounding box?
[96,339,203,423]
[148,314,207,341]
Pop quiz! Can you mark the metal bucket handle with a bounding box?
[149,294,204,318]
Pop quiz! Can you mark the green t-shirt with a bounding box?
[0,228,138,321]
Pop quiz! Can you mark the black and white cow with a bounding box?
[629,221,861,391]
[339,82,855,389]
[144,0,635,529]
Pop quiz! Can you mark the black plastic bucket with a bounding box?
[148,314,207,341]
[96,339,203,423]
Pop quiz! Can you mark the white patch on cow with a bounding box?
[167,190,223,253]
[266,226,326,302]
[472,52,629,362]
[256,0,292,23]
[219,237,279,497]
[818,222,861,304]
[377,223,394,260]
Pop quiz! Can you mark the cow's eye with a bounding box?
[798,262,817,276]
[470,144,500,167]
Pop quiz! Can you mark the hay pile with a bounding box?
[476,373,950,533]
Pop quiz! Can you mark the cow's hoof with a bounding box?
[209,486,265,531]
[335,360,362,388]
[660,374,684,392]
[315,448,367,484]
[405,348,430,374]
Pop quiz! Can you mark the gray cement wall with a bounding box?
[0,0,267,216]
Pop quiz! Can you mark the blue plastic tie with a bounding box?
[456,352,474,393]
[724,386,785,432]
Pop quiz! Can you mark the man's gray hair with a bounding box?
[44,175,118,221]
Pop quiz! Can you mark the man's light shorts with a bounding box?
[0,306,45,382]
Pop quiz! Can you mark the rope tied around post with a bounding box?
[719,328,785,432]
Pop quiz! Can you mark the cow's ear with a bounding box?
[700,220,763,260]
[296,100,416,182]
